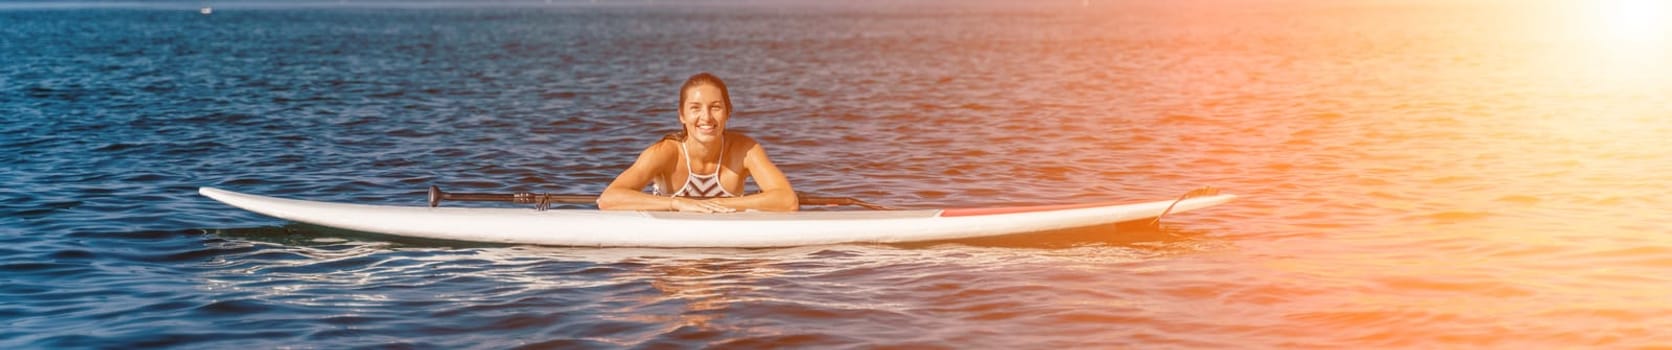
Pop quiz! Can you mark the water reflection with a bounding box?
[632,259,775,334]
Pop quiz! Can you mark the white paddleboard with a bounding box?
[199,187,1235,248]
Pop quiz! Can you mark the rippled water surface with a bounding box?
[5,0,1671,348]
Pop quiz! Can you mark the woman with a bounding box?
[597,73,798,213]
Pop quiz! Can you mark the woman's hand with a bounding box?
[671,197,738,213]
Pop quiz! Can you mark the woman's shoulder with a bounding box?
[639,138,681,159]
[724,131,763,149]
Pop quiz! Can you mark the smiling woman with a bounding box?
[596,73,800,213]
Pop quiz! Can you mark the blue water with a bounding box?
[6,1,1672,348]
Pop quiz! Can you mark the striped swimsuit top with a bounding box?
[654,137,737,198]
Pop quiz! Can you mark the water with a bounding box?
[5,0,1672,348]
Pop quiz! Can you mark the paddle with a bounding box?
[427,185,898,211]
[1149,186,1221,227]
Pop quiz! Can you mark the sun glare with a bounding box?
[1596,0,1667,44]
[1545,0,1672,86]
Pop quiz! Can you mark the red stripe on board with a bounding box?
[938,200,1128,217]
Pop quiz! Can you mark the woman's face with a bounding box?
[680,84,729,144]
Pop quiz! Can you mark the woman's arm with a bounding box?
[598,143,671,211]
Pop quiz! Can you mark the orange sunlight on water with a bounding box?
[1053,0,1672,345]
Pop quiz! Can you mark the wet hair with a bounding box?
[665,72,733,142]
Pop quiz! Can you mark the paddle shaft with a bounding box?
[427,186,895,210]
[1149,186,1221,227]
